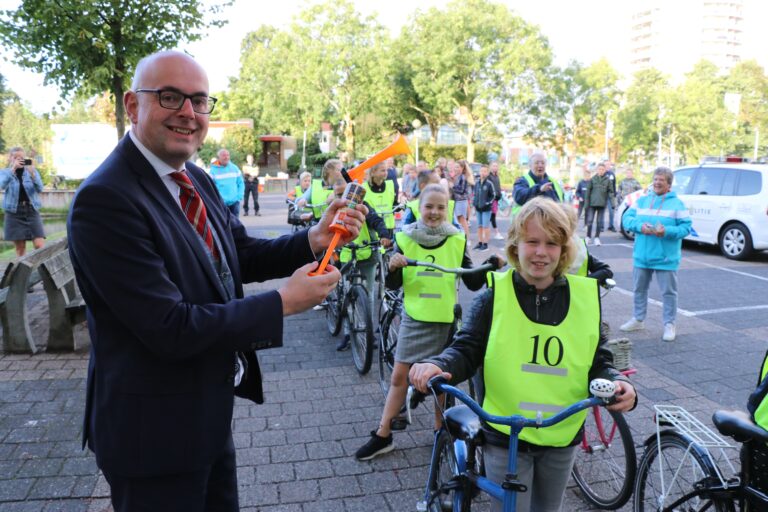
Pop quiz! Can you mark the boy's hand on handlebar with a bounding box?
[388,253,408,271]
[409,363,452,394]
[606,380,636,413]
[381,238,392,248]
[485,254,506,269]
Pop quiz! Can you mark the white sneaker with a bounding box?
[620,318,644,332]
[585,237,592,246]
[493,232,504,240]
[662,323,676,342]
[594,237,602,246]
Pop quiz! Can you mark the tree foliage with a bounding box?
[616,68,671,163]
[398,0,554,161]
[1,100,53,181]
[725,60,768,156]
[0,0,232,139]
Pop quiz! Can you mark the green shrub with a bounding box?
[417,145,492,167]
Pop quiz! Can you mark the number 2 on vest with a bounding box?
[529,335,564,366]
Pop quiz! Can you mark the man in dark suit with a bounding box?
[67,51,364,511]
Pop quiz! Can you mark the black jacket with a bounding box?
[423,272,632,450]
[513,171,561,206]
[473,177,497,212]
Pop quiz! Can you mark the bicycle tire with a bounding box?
[633,431,734,512]
[345,285,373,375]
[571,408,636,509]
[378,306,400,397]
[325,280,343,336]
[427,430,472,512]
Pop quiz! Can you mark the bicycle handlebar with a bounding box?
[423,376,615,429]
[404,259,496,275]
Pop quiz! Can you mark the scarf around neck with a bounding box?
[403,219,461,247]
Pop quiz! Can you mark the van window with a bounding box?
[672,168,696,195]
[720,170,738,196]
[736,171,762,196]
[690,168,728,195]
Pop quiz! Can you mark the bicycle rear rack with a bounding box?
[653,404,739,488]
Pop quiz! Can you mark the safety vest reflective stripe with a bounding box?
[310,179,333,219]
[511,174,565,216]
[363,181,396,229]
[396,231,465,323]
[483,271,599,446]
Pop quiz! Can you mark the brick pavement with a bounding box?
[1,194,766,511]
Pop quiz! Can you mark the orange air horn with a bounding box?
[341,133,411,184]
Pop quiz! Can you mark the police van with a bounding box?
[618,163,768,260]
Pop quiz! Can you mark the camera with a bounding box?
[19,159,32,166]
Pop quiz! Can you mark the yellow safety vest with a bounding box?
[340,222,373,263]
[310,179,333,219]
[570,237,589,277]
[407,198,456,223]
[395,231,465,323]
[363,181,396,230]
[511,173,565,216]
[483,271,599,446]
[755,354,768,432]
[294,185,303,197]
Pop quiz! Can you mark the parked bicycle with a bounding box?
[377,258,496,402]
[414,375,619,512]
[325,238,383,374]
[285,200,324,233]
[633,403,768,511]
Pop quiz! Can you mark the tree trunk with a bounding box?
[113,75,125,140]
[466,119,476,162]
[428,120,438,146]
[344,114,355,161]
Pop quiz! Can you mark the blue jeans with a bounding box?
[606,199,615,229]
[477,209,492,227]
[633,267,678,325]
[227,202,240,217]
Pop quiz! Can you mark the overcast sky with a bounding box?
[1,0,765,115]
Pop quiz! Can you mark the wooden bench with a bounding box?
[0,238,87,353]
[38,247,87,351]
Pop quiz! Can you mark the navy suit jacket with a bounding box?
[67,135,314,477]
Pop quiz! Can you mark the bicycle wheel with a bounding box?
[378,305,400,397]
[427,430,472,512]
[571,408,636,509]
[633,431,733,512]
[345,285,373,375]
[325,280,343,336]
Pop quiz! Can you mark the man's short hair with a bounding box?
[417,170,433,188]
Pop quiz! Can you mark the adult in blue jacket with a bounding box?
[210,148,244,216]
[67,51,364,511]
[0,147,45,256]
[620,167,691,342]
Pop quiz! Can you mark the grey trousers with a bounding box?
[484,443,577,512]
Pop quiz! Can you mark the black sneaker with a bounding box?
[355,430,394,460]
[472,243,482,250]
[480,243,489,251]
[336,334,350,351]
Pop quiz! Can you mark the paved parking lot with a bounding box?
[1,193,766,511]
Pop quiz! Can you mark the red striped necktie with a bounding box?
[170,171,220,261]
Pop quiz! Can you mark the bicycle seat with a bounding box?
[712,410,768,444]
[444,405,484,443]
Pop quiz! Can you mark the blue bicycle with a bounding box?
[415,376,618,512]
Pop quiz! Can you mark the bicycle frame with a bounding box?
[426,378,611,512]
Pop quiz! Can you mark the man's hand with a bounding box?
[409,363,452,394]
[278,261,341,316]
[641,223,655,235]
[381,238,392,248]
[540,182,553,193]
[654,224,666,237]
[606,380,636,413]
[308,198,368,254]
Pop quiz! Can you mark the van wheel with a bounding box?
[719,222,753,260]
[620,209,635,241]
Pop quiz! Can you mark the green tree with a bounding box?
[1,100,53,181]
[398,0,554,161]
[0,0,232,140]
[725,60,768,157]
[0,72,7,152]
[220,126,260,167]
[616,68,671,164]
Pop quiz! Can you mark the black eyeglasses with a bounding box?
[135,89,217,114]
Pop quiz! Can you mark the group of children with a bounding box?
[285,160,638,512]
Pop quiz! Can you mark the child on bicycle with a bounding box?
[404,171,456,227]
[410,196,636,512]
[355,184,504,461]
[296,159,343,221]
[331,179,392,351]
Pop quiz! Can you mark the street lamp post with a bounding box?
[412,119,422,165]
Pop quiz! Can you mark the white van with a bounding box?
[618,164,768,260]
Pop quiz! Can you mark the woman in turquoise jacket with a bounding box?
[0,147,45,257]
[620,167,692,342]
